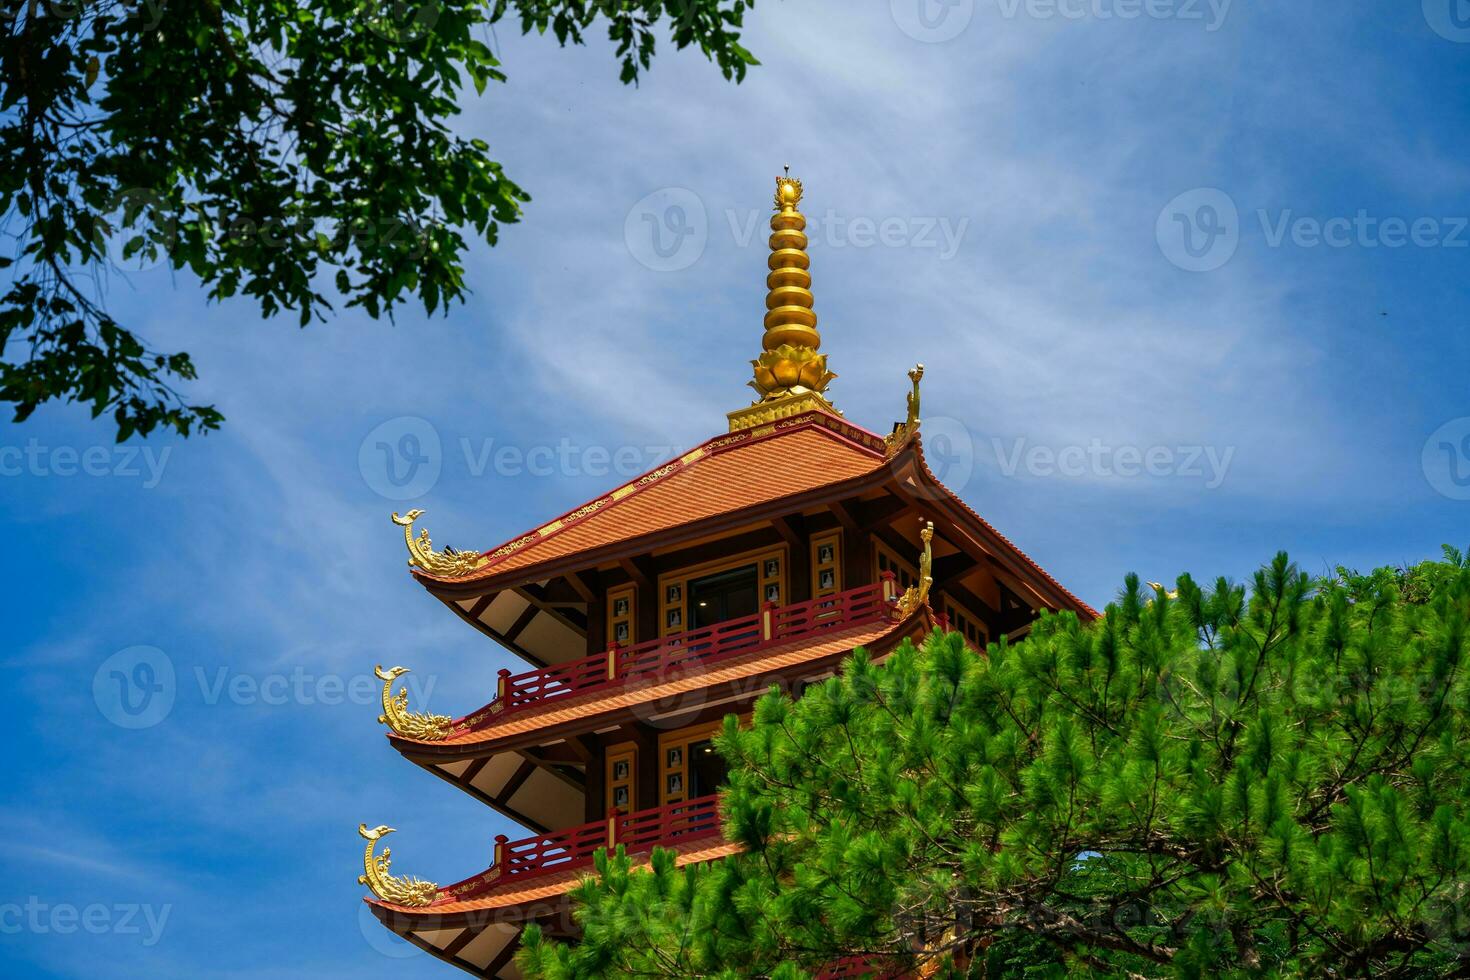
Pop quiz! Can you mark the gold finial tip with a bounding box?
[774,174,803,211]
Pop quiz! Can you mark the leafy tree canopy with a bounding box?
[0,0,757,438]
[520,547,1470,978]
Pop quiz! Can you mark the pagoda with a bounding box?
[358,174,1096,977]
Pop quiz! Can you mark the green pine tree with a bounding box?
[520,549,1470,978]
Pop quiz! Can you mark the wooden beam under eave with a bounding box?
[856,493,914,530]
[439,594,554,669]
[460,756,490,787]
[503,602,541,644]
[393,927,494,979]
[564,733,599,764]
[930,553,973,595]
[996,580,1038,635]
[442,921,486,960]
[769,514,804,550]
[538,578,590,607]
[618,555,655,590]
[484,930,523,978]
[407,753,553,835]
[870,521,923,570]
[563,569,597,604]
[519,747,586,792]
[827,498,861,535]
[575,733,604,823]
[494,758,538,806]
[512,583,588,638]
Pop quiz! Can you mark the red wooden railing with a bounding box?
[450,795,723,900]
[485,578,896,718]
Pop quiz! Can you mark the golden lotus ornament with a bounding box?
[749,344,837,401]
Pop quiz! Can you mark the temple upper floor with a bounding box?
[393,404,1092,679]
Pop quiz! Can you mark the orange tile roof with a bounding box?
[418,411,890,585]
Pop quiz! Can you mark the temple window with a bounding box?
[607,585,636,646]
[811,530,843,599]
[606,744,638,813]
[658,721,728,805]
[658,547,786,637]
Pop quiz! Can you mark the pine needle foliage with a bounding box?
[520,550,1470,978]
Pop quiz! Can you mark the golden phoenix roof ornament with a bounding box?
[375,665,454,741]
[392,509,488,578]
[358,824,438,907]
[896,521,935,618]
[729,169,839,431]
[885,364,924,456]
[1146,582,1180,603]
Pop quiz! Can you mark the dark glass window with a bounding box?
[688,739,728,797]
[688,564,759,629]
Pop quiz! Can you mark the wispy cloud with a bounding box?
[4,3,1469,977]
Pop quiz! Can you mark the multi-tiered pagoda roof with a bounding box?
[357,174,1094,978]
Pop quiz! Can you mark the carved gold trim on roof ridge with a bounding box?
[435,412,887,580]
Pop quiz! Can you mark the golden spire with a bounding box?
[764,171,820,353]
[728,169,839,431]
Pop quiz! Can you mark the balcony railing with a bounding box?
[485,578,897,719]
[447,795,723,901]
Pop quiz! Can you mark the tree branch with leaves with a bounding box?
[0,0,758,438]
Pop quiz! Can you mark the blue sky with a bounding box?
[4,2,1469,976]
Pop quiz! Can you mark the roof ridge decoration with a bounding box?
[392,509,487,578]
[375,665,454,741]
[358,824,438,908]
[406,412,887,582]
[729,169,841,432]
[884,363,924,457]
[895,520,935,618]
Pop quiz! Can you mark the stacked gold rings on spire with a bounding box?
[763,177,819,350]
[747,173,836,404]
